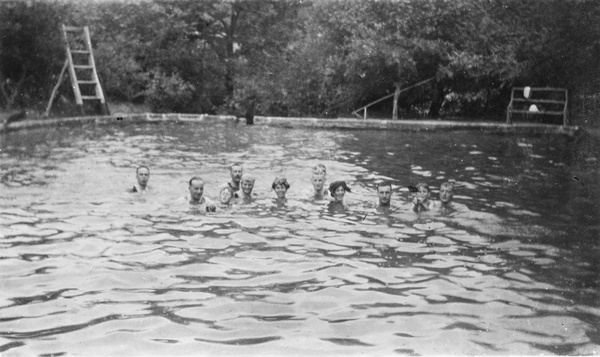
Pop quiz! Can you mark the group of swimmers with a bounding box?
[130,163,455,213]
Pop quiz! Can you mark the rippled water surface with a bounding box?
[1,122,599,356]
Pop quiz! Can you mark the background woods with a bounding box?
[1,0,599,125]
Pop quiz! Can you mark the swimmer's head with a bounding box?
[312,164,327,176]
[188,177,205,201]
[415,183,430,201]
[219,186,234,204]
[329,180,351,201]
[272,177,289,199]
[230,163,244,183]
[439,182,454,204]
[271,177,290,190]
[136,166,150,187]
[376,181,393,206]
[240,173,255,195]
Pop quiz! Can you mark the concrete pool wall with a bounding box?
[0,112,582,136]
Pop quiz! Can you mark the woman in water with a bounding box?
[328,180,351,213]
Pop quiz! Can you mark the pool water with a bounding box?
[1,122,599,356]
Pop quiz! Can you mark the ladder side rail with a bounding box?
[83,26,106,104]
[44,59,69,117]
[62,24,83,105]
[506,88,515,124]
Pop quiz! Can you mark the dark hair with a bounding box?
[136,165,150,173]
[416,182,430,192]
[189,176,204,186]
[377,181,393,190]
[272,177,290,190]
[329,181,351,197]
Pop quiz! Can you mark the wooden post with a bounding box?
[392,83,401,120]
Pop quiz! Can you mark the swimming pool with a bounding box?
[1,121,599,355]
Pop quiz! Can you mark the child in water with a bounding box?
[272,177,290,201]
[412,182,434,212]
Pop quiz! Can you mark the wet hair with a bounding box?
[240,173,255,183]
[440,182,454,191]
[377,181,393,191]
[329,181,351,197]
[272,177,290,190]
[189,176,204,186]
[415,182,430,192]
[312,164,327,176]
[136,165,150,174]
[230,163,243,171]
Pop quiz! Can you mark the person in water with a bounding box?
[412,182,434,212]
[432,181,454,210]
[311,171,328,200]
[376,181,393,211]
[218,186,234,208]
[130,166,150,193]
[328,180,351,213]
[272,177,290,201]
[240,173,256,202]
[225,163,244,198]
[188,176,216,212]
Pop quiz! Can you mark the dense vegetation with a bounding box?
[1,0,599,122]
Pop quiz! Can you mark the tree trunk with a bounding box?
[392,82,401,120]
[224,4,241,98]
[428,82,445,118]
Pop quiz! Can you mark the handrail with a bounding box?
[352,77,435,119]
[506,87,568,126]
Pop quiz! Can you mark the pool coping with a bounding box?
[0,112,582,136]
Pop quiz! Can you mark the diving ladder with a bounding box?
[45,25,109,116]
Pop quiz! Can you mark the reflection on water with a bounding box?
[1,122,599,355]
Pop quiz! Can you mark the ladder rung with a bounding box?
[73,65,94,69]
[77,80,97,84]
[71,50,90,54]
[64,26,84,32]
[81,95,101,100]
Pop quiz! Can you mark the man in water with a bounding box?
[311,164,328,200]
[130,166,150,193]
[376,181,393,212]
[227,163,244,198]
[240,173,256,202]
[188,177,216,212]
[433,182,454,210]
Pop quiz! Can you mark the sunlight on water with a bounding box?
[0,122,599,356]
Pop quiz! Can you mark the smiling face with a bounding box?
[136,167,150,187]
[333,186,346,202]
[377,185,392,206]
[188,179,204,202]
[439,183,454,204]
[416,184,430,203]
[230,165,243,184]
[273,184,287,199]
[241,179,254,196]
[311,174,325,191]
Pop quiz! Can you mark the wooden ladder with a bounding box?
[45,25,109,116]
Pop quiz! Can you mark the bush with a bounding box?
[145,71,195,113]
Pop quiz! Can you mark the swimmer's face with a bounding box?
[377,185,392,205]
[230,165,243,183]
[333,186,346,202]
[188,180,204,201]
[439,185,453,204]
[416,186,430,202]
[219,189,233,204]
[241,180,254,195]
[273,184,287,199]
[136,168,150,186]
[312,175,325,190]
